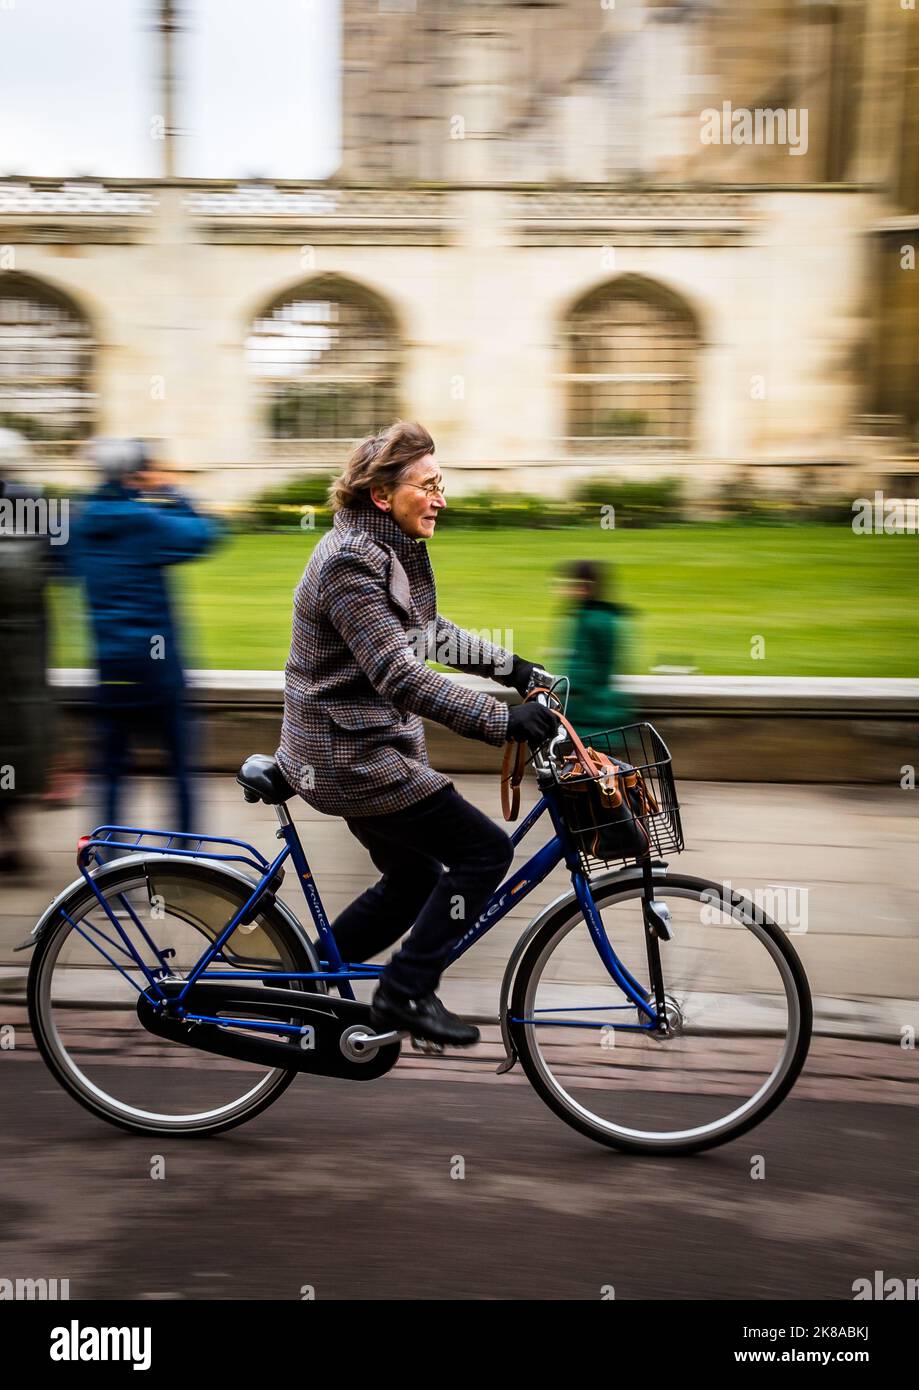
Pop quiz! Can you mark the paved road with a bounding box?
[1,1052,916,1301]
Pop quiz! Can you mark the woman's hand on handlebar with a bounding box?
[506,656,559,698]
[526,665,561,696]
[506,701,558,748]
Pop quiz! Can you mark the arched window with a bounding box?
[246,277,399,445]
[563,277,698,451]
[0,275,95,449]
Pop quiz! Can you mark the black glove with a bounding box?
[506,701,558,747]
[505,655,555,698]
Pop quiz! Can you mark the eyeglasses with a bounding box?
[406,479,446,499]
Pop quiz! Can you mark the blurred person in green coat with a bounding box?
[553,559,635,738]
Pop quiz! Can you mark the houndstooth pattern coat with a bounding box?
[276,502,513,816]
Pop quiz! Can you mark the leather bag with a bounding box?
[501,691,658,861]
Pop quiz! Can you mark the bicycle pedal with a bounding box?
[411,1036,445,1056]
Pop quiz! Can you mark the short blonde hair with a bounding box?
[329,420,435,512]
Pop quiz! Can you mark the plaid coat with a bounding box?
[276,502,513,816]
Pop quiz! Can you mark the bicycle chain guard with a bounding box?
[137,982,402,1081]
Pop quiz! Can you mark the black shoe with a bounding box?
[369,983,480,1048]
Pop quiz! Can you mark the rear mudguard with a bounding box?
[17,853,319,970]
[138,982,400,1081]
[496,863,669,1072]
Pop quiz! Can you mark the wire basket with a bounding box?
[550,722,683,874]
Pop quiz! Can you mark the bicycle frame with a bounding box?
[71,782,664,1039]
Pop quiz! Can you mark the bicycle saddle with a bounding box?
[236,754,295,805]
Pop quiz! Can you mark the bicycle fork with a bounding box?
[572,863,671,1035]
[640,858,674,1038]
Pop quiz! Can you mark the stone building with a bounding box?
[0,0,917,504]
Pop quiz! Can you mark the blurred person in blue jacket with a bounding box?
[554,558,635,738]
[69,440,222,834]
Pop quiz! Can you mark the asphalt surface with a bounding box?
[2,1048,916,1301]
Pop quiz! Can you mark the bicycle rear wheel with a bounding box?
[28,858,318,1137]
[509,873,812,1155]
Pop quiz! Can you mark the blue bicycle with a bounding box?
[24,686,812,1155]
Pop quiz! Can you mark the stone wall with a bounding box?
[51,671,919,785]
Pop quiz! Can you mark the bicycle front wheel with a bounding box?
[509,873,812,1156]
[28,857,318,1137]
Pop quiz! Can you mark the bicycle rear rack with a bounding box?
[77,824,272,877]
[61,825,286,1006]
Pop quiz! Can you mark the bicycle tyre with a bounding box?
[509,872,812,1156]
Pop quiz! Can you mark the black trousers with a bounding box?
[330,784,514,999]
[97,678,193,835]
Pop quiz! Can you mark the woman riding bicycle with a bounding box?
[28,434,812,1154]
[275,421,556,1048]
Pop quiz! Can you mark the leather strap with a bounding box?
[500,687,544,821]
[500,737,527,822]
[501,687,606,822]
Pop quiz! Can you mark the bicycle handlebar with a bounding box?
[528,676,571,778]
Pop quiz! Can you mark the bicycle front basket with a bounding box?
[553,721,683,873]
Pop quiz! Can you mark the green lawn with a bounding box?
[51,525,919,677]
